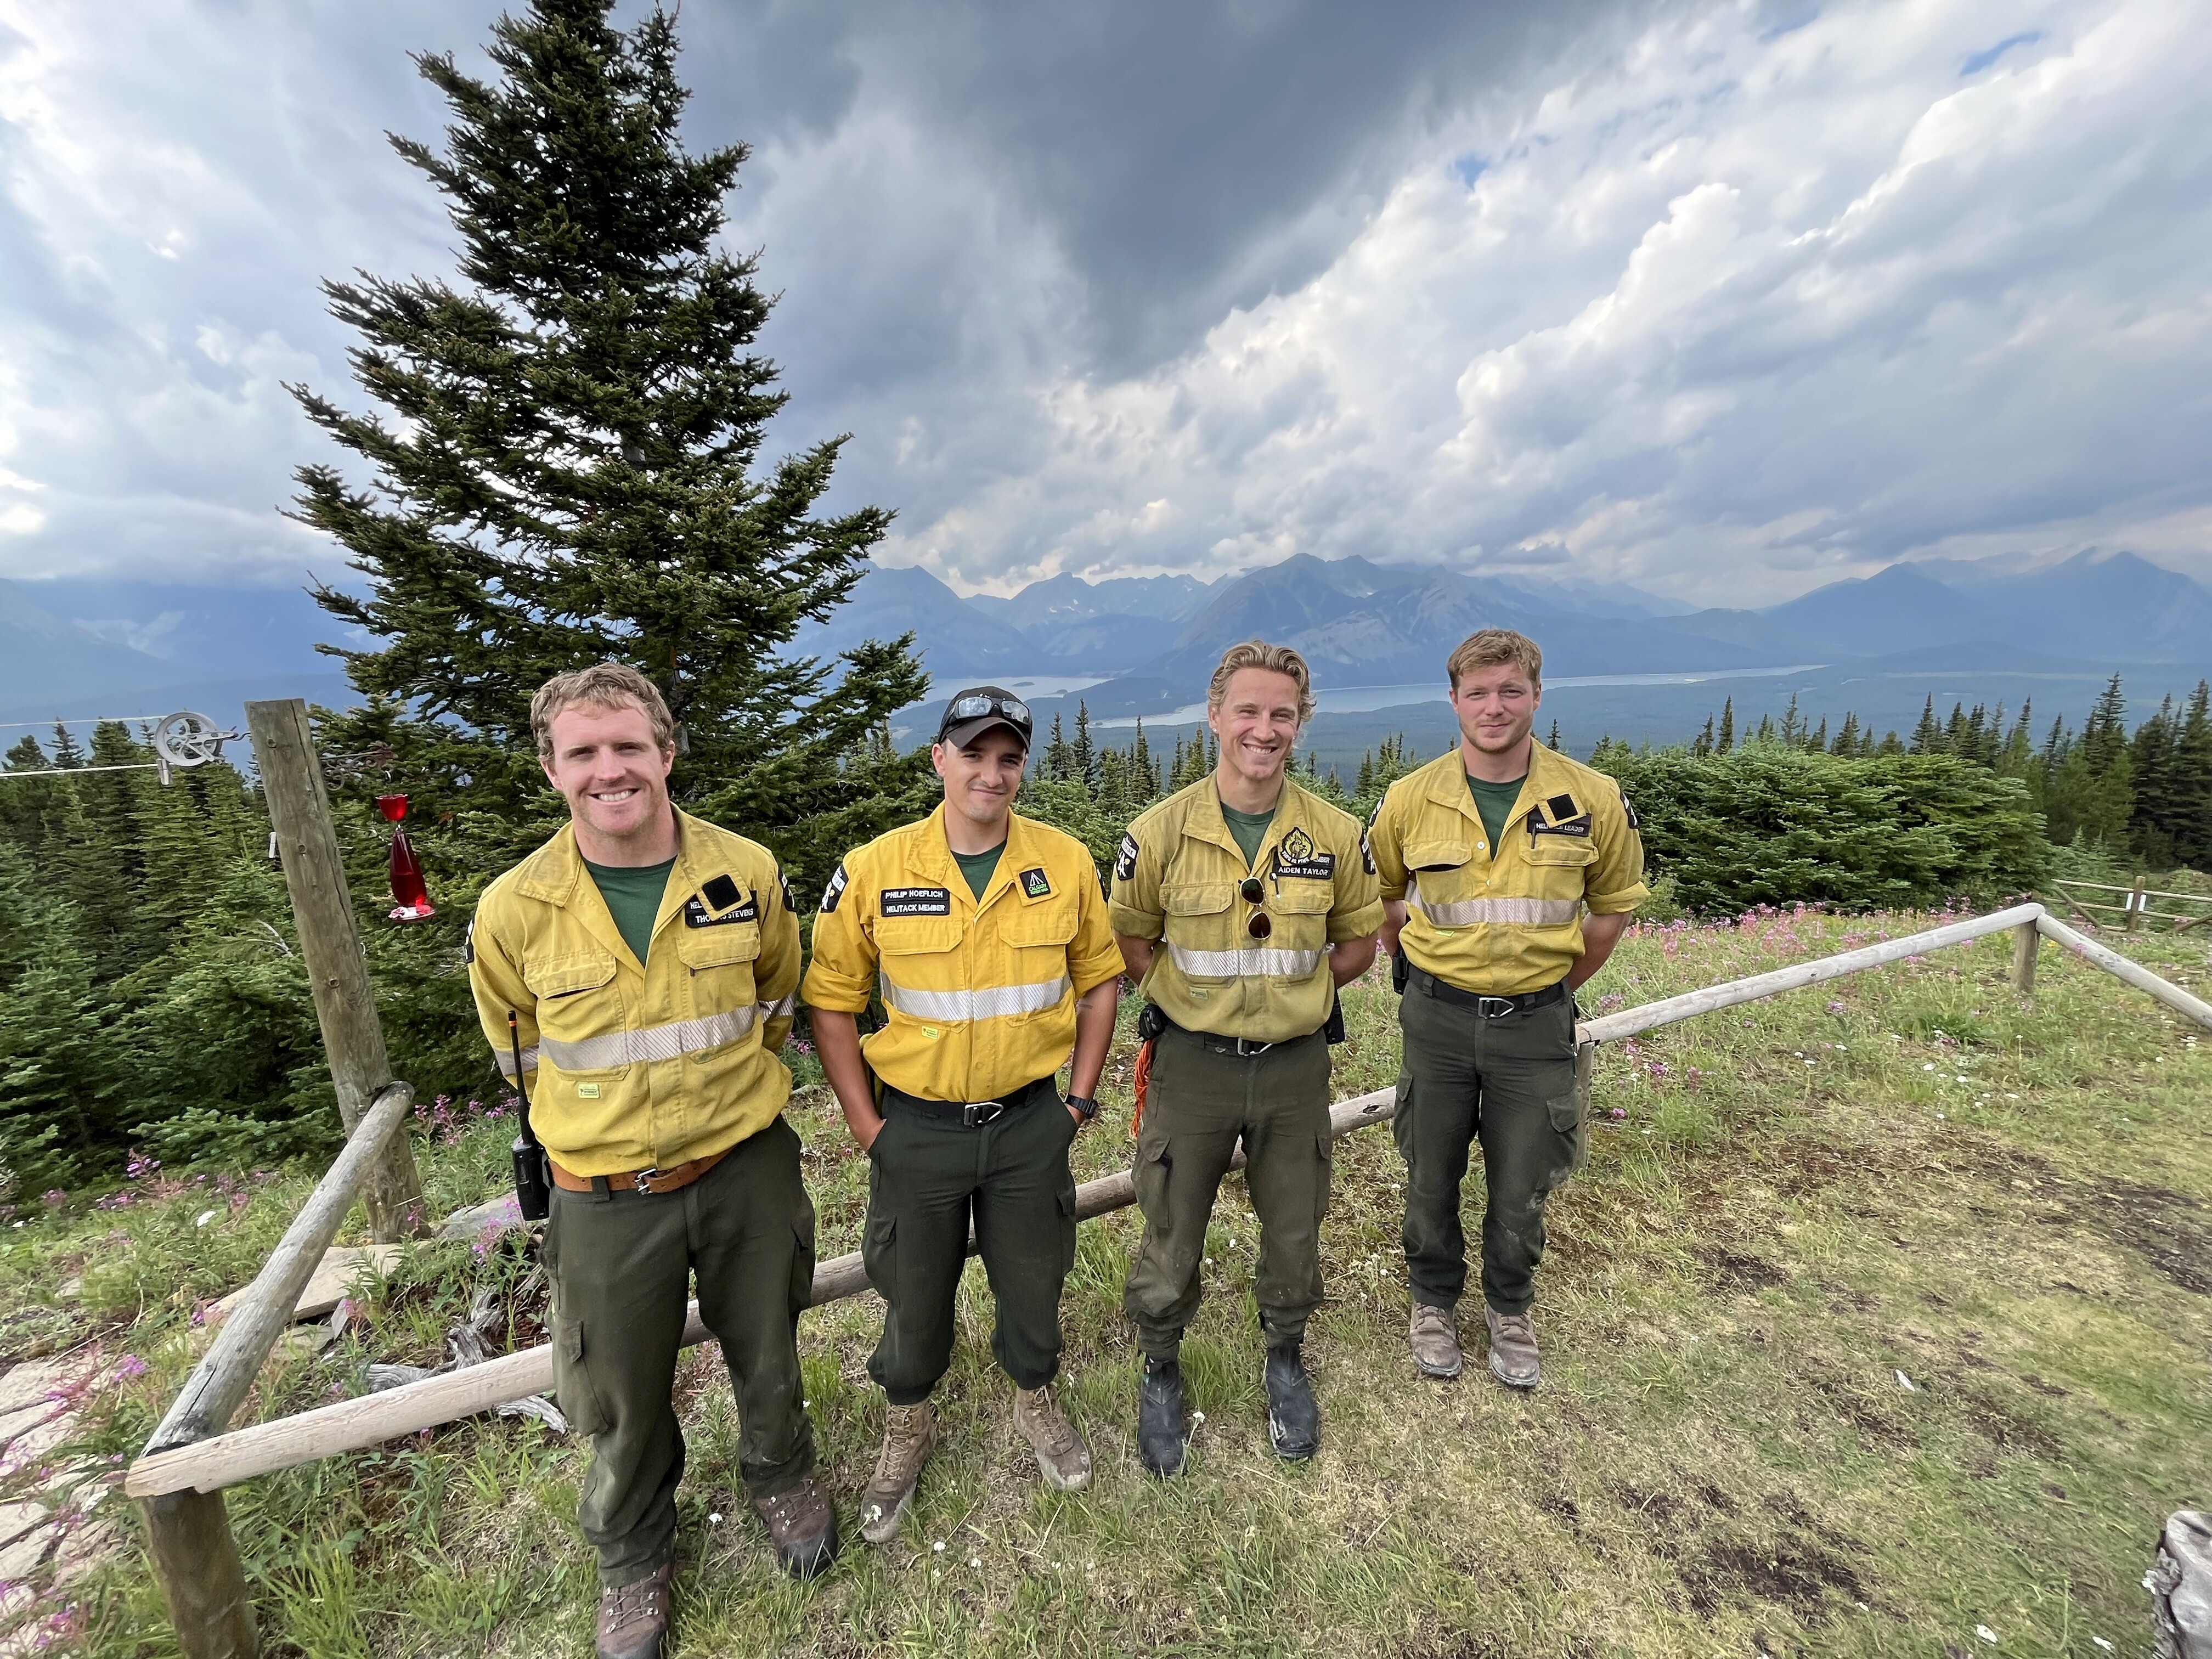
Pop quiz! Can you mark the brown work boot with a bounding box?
[752,1475,839,1580]
[1485,1305,1541,1389]
[859,1401,936,1544]
[1410,1302,1463,1378]
[1014,1382,1093,1492]
[595,1562,672,1659]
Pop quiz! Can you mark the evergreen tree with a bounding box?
[1131,718,1156,798]
[1911,695,1941,754]
[287,0,923,898]
[2170,681,2212,871]
[1809,716,1827,753]
[1832,712,1860,757]
[1545,719,1561,752]
[1778,695,1803,748]
[1753,713,1775,745]
[1072,702,1097,789]
[1043,714,1073,782]
[1692,715,1714,759]
[1716,698,1734,754]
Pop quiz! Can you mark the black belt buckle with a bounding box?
[1476,996,1520,1020]
[961,1100,1007,1127]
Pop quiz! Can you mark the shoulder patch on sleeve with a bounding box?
[1113,833,1140,883]
[778,870,797,911]
[462,918,475,964]
[1360,831,1376,875]
[820,864,848,914]
[1618,788,1641,831]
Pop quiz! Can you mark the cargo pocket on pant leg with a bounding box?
[1390,1071,1416,1168]
[552,1315,607,1440]
[1544,1083,1587,1180]
[1057,1182,1078,1280]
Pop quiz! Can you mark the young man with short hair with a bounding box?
[466,662,833,1659]
[1109,641,1381,1472]
[1366,630,1646,1389]
[805,687,1124,1543]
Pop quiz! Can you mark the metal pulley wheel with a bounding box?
[151,710,234,785]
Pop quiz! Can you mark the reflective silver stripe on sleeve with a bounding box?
[1167,944,1325,978]
[496,1045,541,1080]
[1407,884,1581,928]
[879,974,1071,1022]
[758,990,797,1020]
[538,1007,757,1071]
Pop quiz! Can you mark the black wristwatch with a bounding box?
[1065,1093,1100,1122]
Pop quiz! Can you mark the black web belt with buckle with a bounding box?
[1161,1019,1324,1060]
[888,1076,1054,1127]
[1407,964,1569,1019]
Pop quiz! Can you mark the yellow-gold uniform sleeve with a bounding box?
[1105,818,1166,940]
[799,860,877,1014]
[1070,850,1130,996]
[1585,786,1650,916]
[1365,789,1411,903]
[1329,817,1385,942]
[757,863,803,1049]
[465,905,538,1089]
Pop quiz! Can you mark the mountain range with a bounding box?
[4,548,2210,736]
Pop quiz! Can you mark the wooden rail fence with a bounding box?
[2047,877,2212,934]
[126,901,2212,1657]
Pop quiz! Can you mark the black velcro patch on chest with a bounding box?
[1545,793,1579,822]
[881,886,953,917]
[701,872,743,912]
[685,891,758,927]
[1020,867,1052,899]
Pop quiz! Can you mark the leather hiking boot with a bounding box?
[1137,1356,1188,1477]
[1410,1302,1463,1379]
[1265,1341,1319,1461]
[595,1562,672,1659]
[859,1401,936,1545]
[1485,1305,1541,1389]
[752,1475,839,1580]
[1014,1382,1093,1492]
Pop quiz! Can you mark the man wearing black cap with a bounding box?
[805,687,1125,1544]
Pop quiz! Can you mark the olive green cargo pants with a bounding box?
[1125,1027,1333,1359]
[862,1077,1079,1406]
[545,1115,817,1589]
[1393,983,1582,1317]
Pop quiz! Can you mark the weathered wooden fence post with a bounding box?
[246,698,428,1241]
[2011,919,2039,994]
[140,1490,256,1659]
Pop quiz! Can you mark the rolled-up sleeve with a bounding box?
[1585,791,1650,916]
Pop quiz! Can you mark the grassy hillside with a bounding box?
[6,910,2209,1657]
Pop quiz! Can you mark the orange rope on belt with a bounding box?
[1130,1036,1155,1137]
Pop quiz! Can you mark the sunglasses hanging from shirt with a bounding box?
[1239,876,1273,940]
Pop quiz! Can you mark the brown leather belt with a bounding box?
[550,1146,731,1197]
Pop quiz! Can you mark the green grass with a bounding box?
[7,908,2210,1657]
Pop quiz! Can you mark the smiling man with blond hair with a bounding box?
[1109,640,1381,1474]
[468,661,834,1659]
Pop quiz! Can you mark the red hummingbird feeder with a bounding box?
[375,794,436,922]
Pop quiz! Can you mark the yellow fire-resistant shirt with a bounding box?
[1367,742,1649,996]
[466,810,801,1177]
[1108,777,1384,1043]
[802,804,1126,1103]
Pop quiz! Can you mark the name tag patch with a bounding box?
[685,892,759,927]
[1020,867,1052,899]
[1531,816,1592,839]
[1274,850,1336,879]
[881,886,953,917]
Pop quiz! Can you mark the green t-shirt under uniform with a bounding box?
[955,842,1007,900]
[1465,774,1528,857]
[1220,801,1277,871]
[583,855,676,967]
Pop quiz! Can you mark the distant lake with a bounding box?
[1096,663,1832,727]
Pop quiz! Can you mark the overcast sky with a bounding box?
[2,0,2207,607]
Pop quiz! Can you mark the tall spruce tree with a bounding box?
[289,0,923,893]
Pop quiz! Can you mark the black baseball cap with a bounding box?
[936,686,1034,751]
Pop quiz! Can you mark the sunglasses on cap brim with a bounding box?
[946,693,1031,727]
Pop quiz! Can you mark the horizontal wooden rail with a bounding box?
[127,898,2212,1503]
[2051,878,2211,905]
[1579,903,2046,1045]
[2036,913,2212,1031]
[144,1082,416,1458]
[128,1088,1394,1499]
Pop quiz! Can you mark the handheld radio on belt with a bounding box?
[508,1009,551,1222]
[1391,947,1410,996]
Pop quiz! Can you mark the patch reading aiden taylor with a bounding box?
[1114,833,1140,882]
[881,886,953,917]
[820,865,849,914]
[685,890,759,927]
[1273,834,1337,881]
[1019,866,1052,899]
